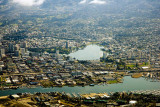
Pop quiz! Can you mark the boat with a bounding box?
[89,84,94,86]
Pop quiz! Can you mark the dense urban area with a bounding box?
[0,36,159,88]
[0,31,159,107]
[0,0,160,107]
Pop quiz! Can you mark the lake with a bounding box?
[0,76,160,96]
[69,44,103,60]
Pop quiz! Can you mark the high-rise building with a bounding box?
[14,44,20,51]
[21,41,27,48]
[0,48,5,58]
[55,50,60,59]
[20,48,26,56]
[66,41,69,49]
[0,49,5,55]
[103,52,108,59]
[15,50,20,57]
[0,67,2,72]
[9,43,14,52]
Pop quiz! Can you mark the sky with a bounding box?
[12,0,45,6]
[89,0,106,4]
[12,0,107,6]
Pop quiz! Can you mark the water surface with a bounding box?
[0,76,160,96]
[69,44,103,60]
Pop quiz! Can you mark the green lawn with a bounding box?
[126,64,135,67]
[107,80,118,84]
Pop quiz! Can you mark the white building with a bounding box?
[0,48,5,57]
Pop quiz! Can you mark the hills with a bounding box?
[0,0,160,40]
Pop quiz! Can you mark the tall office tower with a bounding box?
[0,48,5,58]
[66,41,69,49]
[20,48,26,56]
[21,41,27,48]
[0,67,2,72]
[9,43,14,52]
[14,44,20,51]
[15,50,20,57]
[55,50,60,59]
[103,52,107,59]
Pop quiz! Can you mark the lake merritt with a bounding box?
[69,44,103,60]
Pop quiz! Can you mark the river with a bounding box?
[0,76,160,96]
